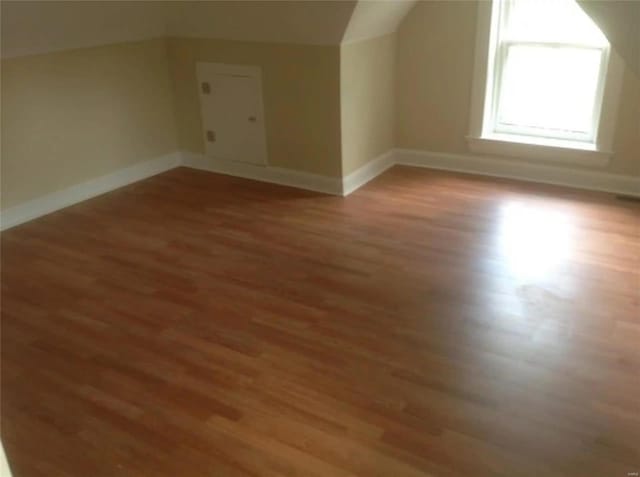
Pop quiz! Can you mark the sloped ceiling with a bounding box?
[342,0,418,44]
[0,1,170,58]
[165,0,418,46]
[1,0,417,58]
[577,0,640,78]
[165,0,357,46]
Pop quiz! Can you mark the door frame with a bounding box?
[196,62,269,166]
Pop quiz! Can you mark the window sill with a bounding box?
[466,134,612,167]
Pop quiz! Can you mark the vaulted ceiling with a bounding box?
[577,0,640,77]
[1,0,418,58]
[342,0,417,43]
[1,1,168,58]
[164,1,357,46]
[3,1,634,78]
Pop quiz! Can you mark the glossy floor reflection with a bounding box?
[2,166,639,477]
[497,201,574,281]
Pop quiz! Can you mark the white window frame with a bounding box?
[467,0,624,167]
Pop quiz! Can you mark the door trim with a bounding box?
[196,62,269,166]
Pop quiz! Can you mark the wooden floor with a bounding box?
[2,166,639,477]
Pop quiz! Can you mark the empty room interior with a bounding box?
[1,0,639,476]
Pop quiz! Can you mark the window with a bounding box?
[468,0,624,166]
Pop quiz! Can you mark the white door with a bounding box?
[196,63,268,165]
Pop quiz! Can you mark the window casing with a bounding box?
[468,0,624,166]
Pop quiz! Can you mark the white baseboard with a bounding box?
[341,151,395,196]
[0,152,182,231]
[181,152,343,196]
[394,148,640,197]
[181,150,396,196]
[3,148,637,231]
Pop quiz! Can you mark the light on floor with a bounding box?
[497,201,574,281]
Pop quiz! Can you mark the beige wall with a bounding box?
[340,34,396,175]
[167,37,343,177]
[1,38,178,209]
[396,1,476,158]
[396,0,640,177]
[612,69,640,176]
[2,1,638,214]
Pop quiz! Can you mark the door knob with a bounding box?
[248,116,257,122]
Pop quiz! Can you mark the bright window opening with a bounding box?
[485,0,610,146]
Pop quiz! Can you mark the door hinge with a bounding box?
[206,130,216,142]
[201,82,211,94]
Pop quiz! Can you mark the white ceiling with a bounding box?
[1,0,418,58]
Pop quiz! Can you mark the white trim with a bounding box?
[181,152,343,196]
[341,151,395,196]
[596,49,625,152]
[466,135,611,167]
[394,148,640,197]
[196,62,269,166]
[3,148,637,232]
[0,150,390,232]
[184,148,639,197]
[0,152,182,231]
[468,0,624,166]
[183,150,396,196]
[196,62,261,78]
[468,0,499,140]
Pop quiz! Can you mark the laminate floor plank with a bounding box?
[2,166,639,476]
